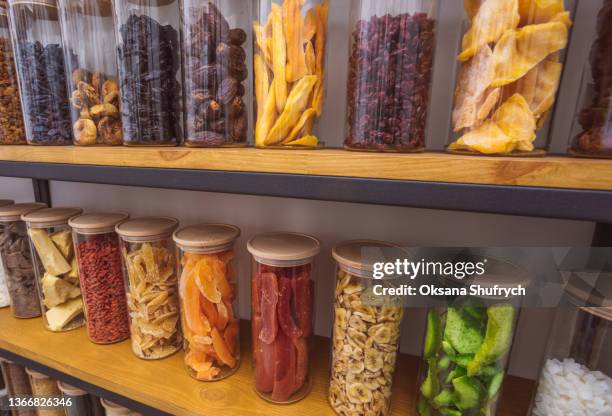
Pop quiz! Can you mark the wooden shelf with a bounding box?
[0,145,611,191]
[0,309,534,416]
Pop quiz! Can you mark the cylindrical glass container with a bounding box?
[58,0,123,145]
[69,212,131,344]
[344,1,437,152]
[329,240,404,416]
[0,199,15,308]
[0,6,25,145]
[57,381,105,416]
[530,273,611,415]
[100,399,142,416]
[8,0,72,145]
[253,0,328,148]
[0,203,46,318]
[446,0,573,155]
[416,262,528,416]
[22,207,84,332]
[569,0,612,157]
[247,232,320,403]
[0,359,35,416]
[113,0,181,146]
[115,217,182,360]
[181,1,250,147]
[25,369,63,416]
[174,224,241,380]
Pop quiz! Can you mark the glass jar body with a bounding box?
[26,222,84,331]
[58,0,123,145]
[118,236,182,359]
[0,220,42,318]
[73,230,130,344]
[530,298,611,415]
[113,0,182,146]
[416,299,520,416]
[0,360,35,416]
[344,0,437,152]
[568,0,612,157]
[446,0,574,155]
[0,12,26,144]
[329,265,403,415]
[9,1,72,145]
[251,256,314,403]
[27,371,63,416]
[253,0,328,149]
[178,244,240,380]
[181,0,250,147]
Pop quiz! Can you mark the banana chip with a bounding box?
[459,0,520,61]
[491,21,568,87]
[125,242,181,359]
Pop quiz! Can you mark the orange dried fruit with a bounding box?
[212,327,237,368]
[216,301,229,331]
[224,320,239,355]
[200,295,218,328]
[184,268,211,335]
[194,258,222,304]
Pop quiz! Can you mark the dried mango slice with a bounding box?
[195,258,222,304]
[303,8,317,42]
[549,11,571,28]
[266,75,318,145]
[183,268,211,335]
[283,0,308,82]
[253,22,273,68]
[492,93,536,148]
[271,6,287,113]
[518,0,566,25]
[313,0,329,115]
[216,300,229,331]
[286,108,316,142]
[224,320,239,355]
[254,54,270,122]
[452,45,498,131]
[459,0,520,61]
[255,86,277,147]
[449,121,515,154]
[504,58,562,117]
[491,21,568,87]
[200,295,218,328]
[305,41,315,75]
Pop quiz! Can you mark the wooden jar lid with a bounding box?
[21,207,82,227]
[115,216,178,242]
[173,223,240,251]
[69,212,129,234]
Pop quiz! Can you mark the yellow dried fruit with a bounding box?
[313,0,329,115]
[285,135,318,147]
[265,75,317,145]
[286,108,316,142]
[492,93,536,145]
[305,41,315,75]
[283,0,308,82]
[101,79,119,96]
[491,21,568,87]
[518,0,566,25]
[90,102,119,119]
[459,0,520,61]
[254,53,269,122]
[464,0,483,19]
[255,87,277,147]
[303,8,318,42]
[98,116,123,145]
[271,5,287,113]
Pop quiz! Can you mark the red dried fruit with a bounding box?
[259,272,278,344]
[292,274,313,337]
[277,277,302,340]
[293,337,308,388]
[272,330,297,402]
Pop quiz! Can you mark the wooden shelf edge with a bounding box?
[0,310,535,416]
[0,146,611,191]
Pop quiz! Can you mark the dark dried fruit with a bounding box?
[182,2,247,146]
[229,28,247,46]
[218,77,238,104]
[117,14,181,145]
[344,13,435,152]
[0,37,26,144]
[231,113,247,141]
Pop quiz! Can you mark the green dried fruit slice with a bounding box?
[468,304,515,376]
[424,310,443,359]
[444,307,484,354]
[452,376,485,411]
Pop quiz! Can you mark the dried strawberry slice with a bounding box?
[259,272,278,344]
[272,329,297,402]
[292,273,312,337]
[278,277,303,340]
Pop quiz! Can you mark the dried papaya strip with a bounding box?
[212,327,237,368]
[305,41,315,75]
[271,6,287,113]
[255,86,277,147]
[266,75,317,145]
[277,277,303,340]
[283,0,307,82]
[285,108,316,142]
[292,274,312,337]
[259,272,279,344]
[254,54,269,122]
